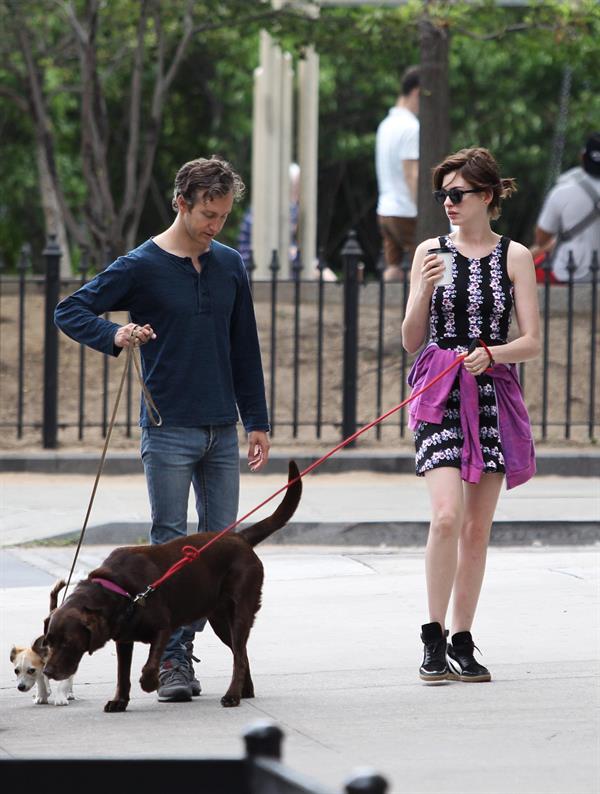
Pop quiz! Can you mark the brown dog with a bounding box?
[43,461,301,713]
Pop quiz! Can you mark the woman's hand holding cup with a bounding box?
[421,247,453,294]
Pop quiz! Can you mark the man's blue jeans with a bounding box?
[141,424,240,664]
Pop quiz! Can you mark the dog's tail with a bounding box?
[238,461,302,547]
[49,579,66,612]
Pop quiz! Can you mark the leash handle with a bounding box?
[468,337,495,369]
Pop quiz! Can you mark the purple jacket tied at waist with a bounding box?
[407,343,535,489]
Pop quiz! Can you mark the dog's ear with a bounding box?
[81,608,109,655]
[43,615,51,638]
[31,635,49,661]
[10,646,24,663]
[49,579,66,612]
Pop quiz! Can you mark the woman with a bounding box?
[401,147,540,683]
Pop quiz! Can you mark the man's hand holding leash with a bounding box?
[114,323,156,349]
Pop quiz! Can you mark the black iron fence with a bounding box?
[0,235,598,448]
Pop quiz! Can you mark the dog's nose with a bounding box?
[17,683,27,691]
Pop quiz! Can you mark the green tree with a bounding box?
[0,0,296,268]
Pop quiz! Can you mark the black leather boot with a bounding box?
[419,621,449,682]
[447,631,491,682]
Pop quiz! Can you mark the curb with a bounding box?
[2,450,600,477]
[37,519,600,547]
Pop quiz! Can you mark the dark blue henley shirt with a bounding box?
[54,239,270,432]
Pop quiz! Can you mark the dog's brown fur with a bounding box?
[43,462,301,713]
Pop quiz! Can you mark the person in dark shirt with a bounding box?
[55,156,270,703]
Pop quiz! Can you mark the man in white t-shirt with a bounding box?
[533,133,600,282]
[375,66,420,282]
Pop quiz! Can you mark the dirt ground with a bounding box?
[0,283,598,451]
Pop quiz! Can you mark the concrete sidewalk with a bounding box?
[1,463,599,792]
[1,545,599,794]
[1,468,598,548]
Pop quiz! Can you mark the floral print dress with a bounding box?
[414,235,514,477]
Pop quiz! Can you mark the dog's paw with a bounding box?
[139,669,158,693]
[104,699,129,713]
[51,695,69,706]
[33,695,49,705]
[220,694,241,707]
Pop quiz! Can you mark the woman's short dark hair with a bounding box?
[172,156,245,211]
[432,147,516,220]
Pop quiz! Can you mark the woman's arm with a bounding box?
[401,238,446,354]
[482,241,541,367]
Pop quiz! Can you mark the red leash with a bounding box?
[134,340,490,603]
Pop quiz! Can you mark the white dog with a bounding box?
[10,579,75,706]
[11,639,74,705]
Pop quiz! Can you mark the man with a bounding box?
[375,66,420,283]
[55,156,270,702]
[532,132,600,282]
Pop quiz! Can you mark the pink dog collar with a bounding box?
[91,577,133,600]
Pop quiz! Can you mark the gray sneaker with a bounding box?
[184,642,201,696]
[157,660,193,702]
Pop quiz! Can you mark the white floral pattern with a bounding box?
[430,236,513,345]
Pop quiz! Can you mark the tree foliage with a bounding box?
[0,0,598,273]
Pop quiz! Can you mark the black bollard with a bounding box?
[344,769,388,794]
[43,234,61,448]
[243,721,284,761]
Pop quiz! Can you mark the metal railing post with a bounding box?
[316,247,326,439]
[292,248,303,438]
[78,249,89,440]
[269,249,280,436]
[565,250,576,439]
[341,230,362,442]
[17,243,31,439]
[375,250,386,441]
[399,254,411,437]
[589,250,598,440]
[43,234,61,448]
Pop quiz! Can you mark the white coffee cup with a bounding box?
[427,246,453,287]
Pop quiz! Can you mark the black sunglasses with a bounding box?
[433,187,484,205]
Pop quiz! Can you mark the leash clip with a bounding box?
[133,585,155,605]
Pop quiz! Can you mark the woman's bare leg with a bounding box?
[451,473,503,633]
[423,467,464,629]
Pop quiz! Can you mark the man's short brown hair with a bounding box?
[172,156,245,211]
